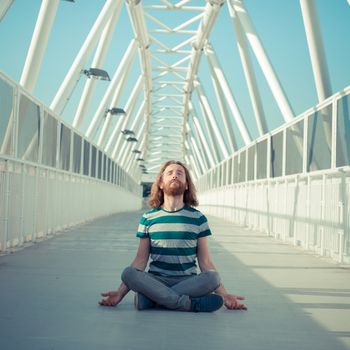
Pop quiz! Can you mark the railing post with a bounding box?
[13,88,19,158]
[19,162,25,245]
[284,178,288,241]
[306,175,311,250]
[293,176,299,246]
[331,95,338,169]
[320,174,326,256]
[1,160,10,252]
[33,166,39,240]
[338,199,344,263]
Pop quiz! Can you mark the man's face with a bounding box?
[160,163,188,196]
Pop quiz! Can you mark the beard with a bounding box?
[162,180,186,196]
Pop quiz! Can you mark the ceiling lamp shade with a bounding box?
[105,107,126,115]
[82,68,110,81]
[122,129,135,135]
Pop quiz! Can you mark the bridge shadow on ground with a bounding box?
[0,211,349,350]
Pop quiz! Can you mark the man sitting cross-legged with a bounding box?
[99,160,247,312]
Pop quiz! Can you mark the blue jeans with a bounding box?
[121,266,221,311]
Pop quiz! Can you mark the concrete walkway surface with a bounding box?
[0,210,350,350]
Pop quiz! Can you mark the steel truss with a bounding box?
[10,0,335,183]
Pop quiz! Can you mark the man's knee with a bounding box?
[121,266,137,285]
[202,270,221,290]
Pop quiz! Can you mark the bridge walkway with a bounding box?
[0,210,349,350]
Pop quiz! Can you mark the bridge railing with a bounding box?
[197,86,350,264]
[0,71,142,252]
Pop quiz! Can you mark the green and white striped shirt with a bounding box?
[136,206,211,276]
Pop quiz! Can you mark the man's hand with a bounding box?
[99,291,123,307]
[223,294,247,310]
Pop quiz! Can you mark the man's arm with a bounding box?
[99,238,150,307]
[197,236,247,310]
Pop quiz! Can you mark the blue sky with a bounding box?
[0,0,349,148]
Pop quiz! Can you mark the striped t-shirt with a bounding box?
[136,206,211,276]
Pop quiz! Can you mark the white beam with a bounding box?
[183,0,223,96]
[123,120,146,170]
[205,43,251,146]
[144,5,204,11]
[96,41,138,147]
[188,154,200,180]
[85,39,138,140]
[190,136,207,173]
[144,12,172,32]
[119,120,144,169]
[189,103,216,168]
[0,0,14,21]
[300,0,332,101]
[227,2,267,136]
[110,78,144,159]
[20,0,59,92]
[195,80,229,159]
[126,0,152,94]
[50,0,118,114]
[73,3,123,129]
[205,46,237,152]
[229,0,294,122]
[188,118,210,170]
[104,76,143,154]
[118,104,145,166]
[173,11,204,32]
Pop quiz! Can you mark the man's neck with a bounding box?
[162,195,184,212]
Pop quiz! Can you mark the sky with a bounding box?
[0,0,349,150]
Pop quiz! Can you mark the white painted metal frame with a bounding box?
[195,80,229,159]
[86,39,138,142]
[300,0,332,102]
[196,86,350,264]
[227,3,267,136]
[20,0,60,93]
[228,0,294,123]
[50,0,120,115]
[73,3,123,129]
[138,0,225,180]
[109,75,143,159]
[187,119,210,171]
[204,43,251,146]
[101,80,136,155]
[0,72,142,253]
[0,0,14,21]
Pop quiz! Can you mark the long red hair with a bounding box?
[148,160,198,208]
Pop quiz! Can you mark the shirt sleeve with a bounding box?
[136,214,149,238]
[198,214,212,238]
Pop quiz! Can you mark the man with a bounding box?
[99,160,247,312]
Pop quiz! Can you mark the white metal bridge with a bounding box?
[1,1,350,350]
[0,0,350,261]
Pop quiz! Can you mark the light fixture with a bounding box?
[82,68,110,81]
[105,107,126,115]
[127,137,138,142]
[132,150,141,154]
[136,157,144,161]
[122,129,135,135]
